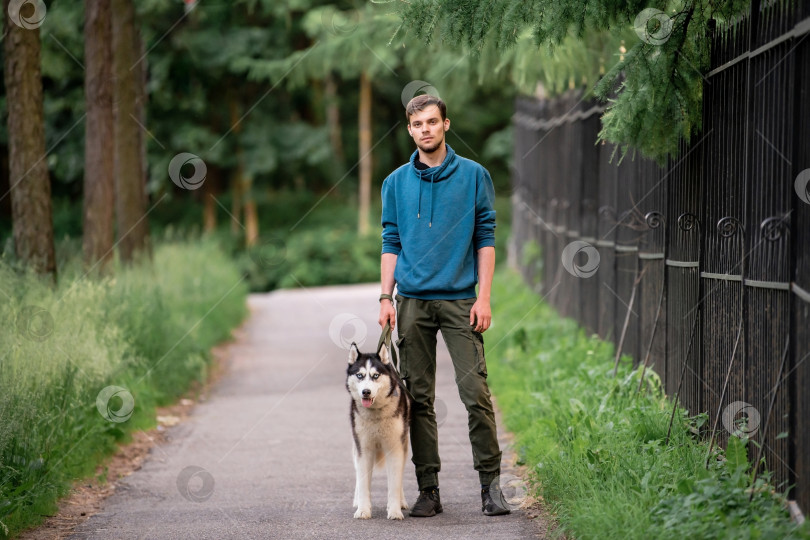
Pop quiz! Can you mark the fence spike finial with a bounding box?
[759,214,791,242]
[598,205,616,222]
[677,212,699,231]
[717,216,744,238]
[644,211,664,229]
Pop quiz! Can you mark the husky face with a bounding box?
[346,342,393,409]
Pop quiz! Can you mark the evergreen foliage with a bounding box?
[0,0,518,242]
[391,0,751,161]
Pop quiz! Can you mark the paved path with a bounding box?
[72,283,543,539]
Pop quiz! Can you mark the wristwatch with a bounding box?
[379,294,394,303]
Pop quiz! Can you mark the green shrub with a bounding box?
[234,193,512,292]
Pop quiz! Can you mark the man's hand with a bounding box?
[471,246,494,333]
[379,300,396,329]
[470,297,491,332]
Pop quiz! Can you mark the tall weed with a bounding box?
[0,238,247,537]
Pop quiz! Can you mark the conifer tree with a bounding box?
[3,0,56,277]
[112,0,149,263]
[239,3,404,235]
[83,0,115,272]
[393,0,750,161]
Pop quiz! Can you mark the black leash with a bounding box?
[377,322,411,399]
[377,321,400,372]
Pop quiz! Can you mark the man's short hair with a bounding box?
[405,95,446,123]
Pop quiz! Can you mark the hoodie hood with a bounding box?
[410,144,458,227]
[409,143,457,182]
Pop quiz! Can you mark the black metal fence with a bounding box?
[510,0,810,512]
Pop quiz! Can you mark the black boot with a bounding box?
[481,485,511,516]
[410,487,442,517]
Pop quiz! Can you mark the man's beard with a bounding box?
[416,137,443,154]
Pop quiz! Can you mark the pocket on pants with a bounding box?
[472,331,487,377]
[395,335,408,380]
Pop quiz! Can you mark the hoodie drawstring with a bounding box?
[416,169,434,228]
[428,176,434,228]
[417,169,422,220]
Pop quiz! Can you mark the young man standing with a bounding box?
[378,94,510,517]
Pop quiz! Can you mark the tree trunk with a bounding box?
[325,73,346,174]
[235,147,258,247]
[83,0,115,273]
[228,97,243,236]
[112,0,148,264]
[230,172,243,236]
[244,178,259,248]
[2,0,56,278]
[202,164,220,233]
[0,147,10,222]
[133,16,151,259]
[357,71,372,236]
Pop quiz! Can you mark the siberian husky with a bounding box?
[346,342,411,519]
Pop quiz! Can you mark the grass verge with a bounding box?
[0,238,248,538]
[486,268,808,539]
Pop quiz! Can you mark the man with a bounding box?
[378,94,510,517]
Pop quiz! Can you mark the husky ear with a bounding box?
[378,343,390,365]
[348,343,360,365]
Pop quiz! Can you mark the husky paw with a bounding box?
[387,508,405,520]
[400,500,409,510]
[353,507,372,519]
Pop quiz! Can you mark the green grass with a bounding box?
[0,236,248,538]
[486,268,808,540]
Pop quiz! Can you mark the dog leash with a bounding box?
[377,322,412,399]
[377,322,400,372]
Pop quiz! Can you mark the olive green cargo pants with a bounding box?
[395,294,502,490]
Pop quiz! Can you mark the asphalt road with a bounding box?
[71,283,544,539]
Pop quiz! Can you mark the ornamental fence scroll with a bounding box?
[510,0,810,512]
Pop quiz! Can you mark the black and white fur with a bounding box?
[346,341,411,519]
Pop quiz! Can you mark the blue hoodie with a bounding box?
[381,144,496,300]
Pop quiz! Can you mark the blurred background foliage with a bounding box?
[1,1,750,285]
[0,0,519,291]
